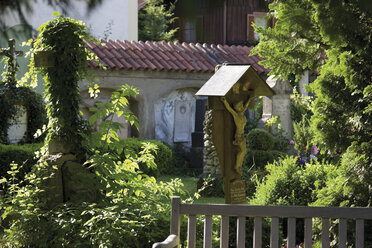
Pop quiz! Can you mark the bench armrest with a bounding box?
[152,234,179,248]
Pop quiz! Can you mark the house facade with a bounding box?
[168,0,274,45]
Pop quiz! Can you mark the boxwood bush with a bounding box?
[114,138,173,177]
[246,128,274,151]
[0,143,43,190]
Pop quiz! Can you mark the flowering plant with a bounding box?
[290,140,319,164]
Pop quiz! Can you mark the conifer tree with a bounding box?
[138,0,178,42]
[252,0,372,208]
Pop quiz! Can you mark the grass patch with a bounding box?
[158,174,225,204]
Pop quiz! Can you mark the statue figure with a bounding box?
[221,96,253,175]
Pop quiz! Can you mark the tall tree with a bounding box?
[252,0,372,208]
[138,0,178,41]
[252,0,372,154]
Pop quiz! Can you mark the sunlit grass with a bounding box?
[157,174,225,204]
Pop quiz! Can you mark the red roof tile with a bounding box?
[138,0,147,9]
[86,40,270,74]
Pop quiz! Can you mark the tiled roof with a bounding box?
[138,0,146,9]
[86,40,270,74]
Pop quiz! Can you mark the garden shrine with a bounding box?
[196,64,274,204]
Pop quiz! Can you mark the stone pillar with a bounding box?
[261,75,293,140]
[299,71,309,97]
[202,109,221,175]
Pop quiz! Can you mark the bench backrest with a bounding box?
[168,196,372,248]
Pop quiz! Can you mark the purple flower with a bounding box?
[311,145,319,155]
[290,140,295,146]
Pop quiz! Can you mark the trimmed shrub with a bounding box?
[116,138,173,177]
[244,150,274,170]
[0,143,43,189]
[246,128,274,151]
[251,156,332,206]
[250,156,334,245]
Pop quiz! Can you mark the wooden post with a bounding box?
[170,196,181,244]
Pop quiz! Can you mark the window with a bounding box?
[247,12,276,41]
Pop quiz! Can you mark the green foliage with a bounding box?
[244,150,274,170]
[0,87,46,144]
[22,14,99,154]
[264,116,290,153]
[252,0,372,157]
[0,84,185,247]
[312,142,372,246]
[99,137,173,177]
[0,40,46,144]
[313,142,372,208]
[251,156,333,206]
[243,128,287,199]
[245,97,263,131]
[197,176,224,198]
[251,0,324,81]
[246,128,274,151]
[138,0,178,41]
[292,116,315,153]
[0,143,43,191]
[290,87,314,123]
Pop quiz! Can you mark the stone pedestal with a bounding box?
[41,152,99,209]
[299,71,309,97]
[261,75,294,140]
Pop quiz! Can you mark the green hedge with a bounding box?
[246,128,274,151]
[115,138,173,177]
[0,143,43,189]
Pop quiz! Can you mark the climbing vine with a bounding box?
[24,13,99,153]
[0,44,45,144]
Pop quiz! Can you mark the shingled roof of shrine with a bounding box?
[85,40,270,74]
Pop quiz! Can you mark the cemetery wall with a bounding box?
[80,70,211,147]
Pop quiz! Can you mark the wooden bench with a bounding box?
[152,196,372,248]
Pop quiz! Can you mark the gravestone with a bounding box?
[261,75,293,139]
[7,106,27,144]
[196,64,274,204]
[174,100,193,142]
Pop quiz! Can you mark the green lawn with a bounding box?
[157,175,225,204]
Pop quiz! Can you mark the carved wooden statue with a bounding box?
[221,96,253,175]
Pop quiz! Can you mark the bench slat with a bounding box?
[237,216,246,248]
[188,215,196,248]
[322,218,330,248]
[339,219,347,248]
[304,218,312,248]
[180,204,372,219]
[287,217,296,248]
[220,215,229,248]
[204,215,212,248]
[253,217,262,248]
[356,219,364,248]
[270,217,279,248]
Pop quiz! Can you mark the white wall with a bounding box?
[3,0,137,41]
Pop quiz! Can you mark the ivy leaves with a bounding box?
[88,84,139,146]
